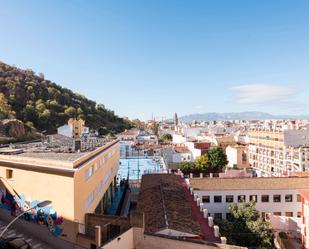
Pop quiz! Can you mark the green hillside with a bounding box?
[0,61,131,135]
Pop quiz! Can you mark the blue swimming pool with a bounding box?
[118,158,165,180]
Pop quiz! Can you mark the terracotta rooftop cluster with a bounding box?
[137,174,201,236]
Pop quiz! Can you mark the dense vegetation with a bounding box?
[0,62,131,134]
[216,202,274,249]
[160,133,172,141]
[179,147,228,174]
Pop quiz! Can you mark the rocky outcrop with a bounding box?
[0,119,34,138]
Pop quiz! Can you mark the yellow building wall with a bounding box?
[0,140,120,243]
[249,131,284,148]
[0,167,74,220]
[74,142,120,223]
[0,166,76,242]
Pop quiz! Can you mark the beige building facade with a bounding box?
[0,139,120,244]
[248,129,309,176]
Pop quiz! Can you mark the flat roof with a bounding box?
[0,140,119,173]
[12,151,87,161]
[190,176,309,191]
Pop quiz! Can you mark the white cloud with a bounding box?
[231,84,296,104]
[194,105,203,110]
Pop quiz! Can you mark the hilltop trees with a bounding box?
[0,93,15,119]
[0,62,132,134]
[64,106,77,118]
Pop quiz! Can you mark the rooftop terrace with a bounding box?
[0,139,119,171]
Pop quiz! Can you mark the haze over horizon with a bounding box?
[1,0,308,120]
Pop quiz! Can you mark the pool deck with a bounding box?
[118,157,167,181]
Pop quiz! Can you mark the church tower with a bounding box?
[173,112,178,126]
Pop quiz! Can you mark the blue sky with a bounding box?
[0,0,308,120]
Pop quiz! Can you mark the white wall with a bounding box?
[269,215,301,232]
[226,146,238,168]
[172,134,187,144]
[172,152,192,163]
[185,142,202,160]
[57,124,72,138]
[226,146,248,169]
[183,127,205,138]
[194,189,301,219]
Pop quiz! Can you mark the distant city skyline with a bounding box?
[1,0,308,120]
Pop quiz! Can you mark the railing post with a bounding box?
[203,208,208,218]
[95,225,101,248]
[200,202,204,212]
[196,197,201,206]
[221,237,227,244]
[214,225,219,237]
[208,216,213,227]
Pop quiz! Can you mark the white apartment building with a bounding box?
[248,128,309,176]
[188,177,306,220]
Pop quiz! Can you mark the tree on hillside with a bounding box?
[64,106,77,118]
[0,93,15,119]
[207,146,228,170]
[132,119,143,129]
[96,103,105,111]
[0,62,132,135]
[160,133,172,141]
[216,202,274,249]
[22,104,38,123]
[98,127,108,136]
[194,154,209,172]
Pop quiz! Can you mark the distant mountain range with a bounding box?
[178,112,309,123]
